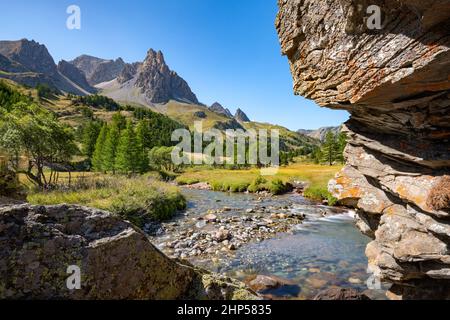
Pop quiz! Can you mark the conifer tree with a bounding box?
[115,120,139,174]
[103,122,120,174]
[321,131,338,166]
[81,121,101,161]
[136,120,150,173]
[92,123,108,172]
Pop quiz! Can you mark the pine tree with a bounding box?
[91,124,108,172]
[81,121,101,161]
[136,120,149,173]
[336,132,347,164]
[103,122,120,174]
[112,112,126,130]
[321,131,338,166]
[115,120,139,174]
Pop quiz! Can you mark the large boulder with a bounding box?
[0,204,257,300]
[277,0,450,299]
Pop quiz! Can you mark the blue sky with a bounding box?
[1,0,349,130]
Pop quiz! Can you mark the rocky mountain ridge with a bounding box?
[70,55,126,86]
[297,126,341,142]
[277,0,450,299]
[0,39,93,95]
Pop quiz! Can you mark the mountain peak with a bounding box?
[70,55,126,85]
[0,39,57,76]
[132,48,198,104]
[235,108,250,122]
[209,102,233,118]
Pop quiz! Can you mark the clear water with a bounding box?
[156,188,388,299]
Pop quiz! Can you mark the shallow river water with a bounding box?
[151,188,387,300]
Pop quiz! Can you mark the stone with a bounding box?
[0,204,257,300]
[213,229,231,242]
[277,0,450,299]
[247,275,296,293]
[314,288,370,301]
[204,214,217,223]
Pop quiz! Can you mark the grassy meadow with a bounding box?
[24,173,186,227]
[176,162,342,203]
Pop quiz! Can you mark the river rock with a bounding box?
[204,214,217,223]
[276,0,450,299]
[314,288,370,301]
[0,204,258,300]
[213,229,231,242]
[247,275,296,293]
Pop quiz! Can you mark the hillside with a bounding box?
[0,39,95,95]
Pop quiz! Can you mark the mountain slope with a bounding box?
[98,49,198,106]
[70,55,126,85]
[234,108,250,122]
[297,126,341,141]
[209,102,232,118]
[0,39,92,95]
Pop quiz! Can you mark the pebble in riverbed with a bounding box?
[150,204,306,261]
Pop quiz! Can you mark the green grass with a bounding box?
[27,174,186,227]
[176,162,342,201]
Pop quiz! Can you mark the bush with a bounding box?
[176,177,200,185]
[36,83,59,99]
[304,186,338,205]
[247,176,267,193]
[269,179,292,195]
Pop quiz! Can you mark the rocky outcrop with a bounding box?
[0,39,91,95]
[98,49,199,106]
[69,55,126,86]
[277,0,450,299]
[0,204,257,300]
[57,60,96,94]
[134,49,199,104]
[210,102,233,118]
[297,126,341,142]
[234,108,250,122]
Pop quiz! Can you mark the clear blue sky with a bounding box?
[1,0,349,130]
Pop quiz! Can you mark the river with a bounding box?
[150,188,388,300]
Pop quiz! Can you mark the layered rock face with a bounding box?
[70,55,126,86]
[57,60,96,94]
[134,49,199,104]
[0,39,91,95]
[277,0,450,299]
[0,204,257,300]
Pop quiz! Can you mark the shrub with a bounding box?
[269,179,292,195]
[176,177,200,185]
[304,186,338,205]
[427,176,450,211]
[247,176,267,193]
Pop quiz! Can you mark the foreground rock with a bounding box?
[0,204,258,300]
[277,0,450,299]
[314,288,370,301]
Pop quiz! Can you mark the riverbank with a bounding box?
[150,188,385,300]
[26,174,186,227]
[176,163,342,203]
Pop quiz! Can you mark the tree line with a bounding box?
[310,131,347,165]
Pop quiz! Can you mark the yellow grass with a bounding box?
[177,162,342,195]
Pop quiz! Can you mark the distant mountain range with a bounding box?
[297,126,341,141]
[0,39,94,95]
[0,38,320,151]
[0,38,254,124]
